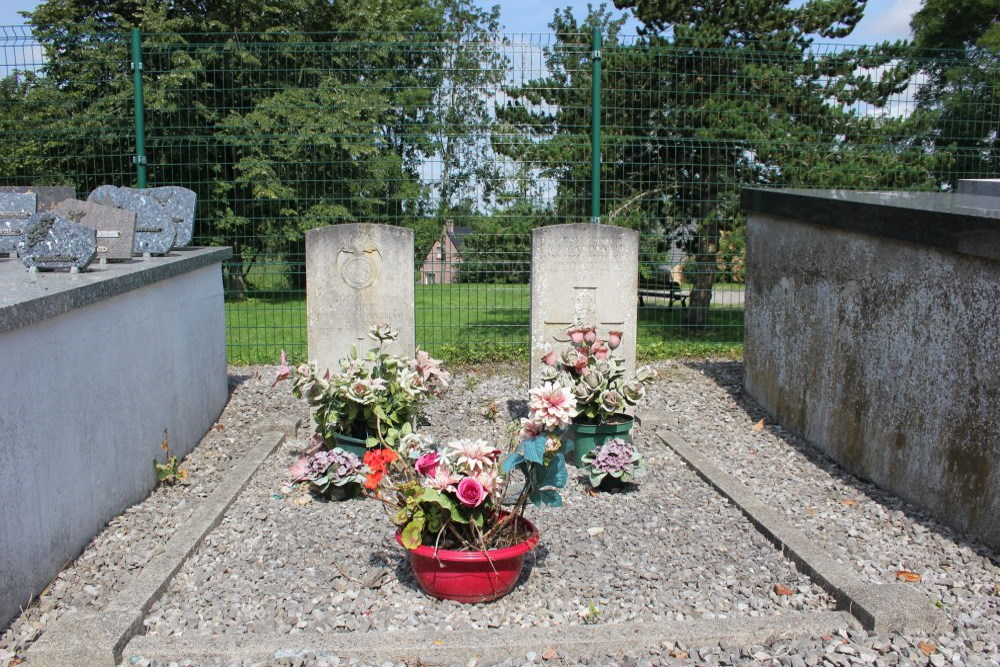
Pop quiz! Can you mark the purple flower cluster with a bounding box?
[308,448,364,481]
[591,438,636,474]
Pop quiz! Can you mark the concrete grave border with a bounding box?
[26,420,943,665]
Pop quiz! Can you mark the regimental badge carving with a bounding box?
[337,229,381,290]
[573,290,596,328]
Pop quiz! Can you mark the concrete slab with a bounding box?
[122,611,859,665]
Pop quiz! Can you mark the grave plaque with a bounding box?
[87,185,176,255]
[306,223,414,371]
[52,199,136,261]
[0,186,75,212]
[0,193,37,254]
[149,186,196,247]
[530,224,639,387]
[18,212,97,271]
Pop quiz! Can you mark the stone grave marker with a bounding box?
[52,199,136,261]
[18,212,97,271]
[0,186,75,212]
[87,185,176,255]
[0,192,36,255]
[149,186,197,247]
[306,223,414,371]
[530,224,639,386]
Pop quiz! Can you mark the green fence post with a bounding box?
[590,27,602,224]
[131,27,148,188]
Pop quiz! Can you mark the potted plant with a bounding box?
[276,325,449,456]
[537,325,657,464]
[579,436,647,491]
[288,446,368,501]
[364,385,575,603]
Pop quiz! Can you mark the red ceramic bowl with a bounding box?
[396,516,539,603]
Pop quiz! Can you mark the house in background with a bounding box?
[421,220,472,284]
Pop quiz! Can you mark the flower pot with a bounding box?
[567,415,634,465]
[595,475,628,492]
[396,516,539,603]
[332,432,368,458]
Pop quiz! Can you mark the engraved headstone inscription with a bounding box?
[529,224,639,387]
[87,185,176,255]
[0,186,75,212]
[306,223,415,372]
[18,212,97,271]
[52,199,137,261]
[0,193,37,255]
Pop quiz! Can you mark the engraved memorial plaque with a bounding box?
[149,186,197,247]
[52,199,136,261]
[18,212,97,271]
[306,223,414,371]
[530,224,639,386]
[0,186,75,212]
[87,185,175,255]
[0,193,37,254]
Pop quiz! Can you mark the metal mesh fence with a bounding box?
[2,25,997,362]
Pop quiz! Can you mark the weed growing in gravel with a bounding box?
[154,429,187,486]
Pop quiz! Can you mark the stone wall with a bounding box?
[741,188,1000,550]
[0,248,231,630]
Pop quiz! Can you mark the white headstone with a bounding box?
[530,224,639,386]
[306,223,414,372]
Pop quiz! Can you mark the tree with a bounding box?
[497,2,937,329]
[7,0,506,293]
[909,0,1000,187]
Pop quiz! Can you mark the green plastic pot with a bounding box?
[567,415,634,465]
[332,432,368,458]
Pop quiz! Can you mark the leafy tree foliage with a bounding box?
[5,0,505,293]
[497,1,938,327]
[909,0,1000,187]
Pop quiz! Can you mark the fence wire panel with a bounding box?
[2,26,997,363]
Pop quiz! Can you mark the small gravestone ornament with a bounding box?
[18,212,97,271]
[0,186,76,212]
[0,193,37,255]
[87,185,176,255]
[52,199,136,261]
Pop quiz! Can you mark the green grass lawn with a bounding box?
[225,282,743,365]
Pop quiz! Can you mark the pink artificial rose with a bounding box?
[541,349,559,366]
[573,352,589,374]
[273,350,292,387]
[456,476,487,507]
[591,340,610,360]
[415,452,440,478]
[519,418,543,439]
[568,327,587,344]
[607,330,623,349]
[583,327,598,344]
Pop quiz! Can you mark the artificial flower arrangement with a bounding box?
[579,436,647,489]
[276,325,449,451]
[366,381,578,553]
[288,446,368,500]
[537,324,657,425]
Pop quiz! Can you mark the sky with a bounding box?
[0,0,921,44]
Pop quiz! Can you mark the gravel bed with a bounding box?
[142,368,833,639]
[2,360,998,667]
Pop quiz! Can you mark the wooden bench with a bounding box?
[638,281,690,307]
